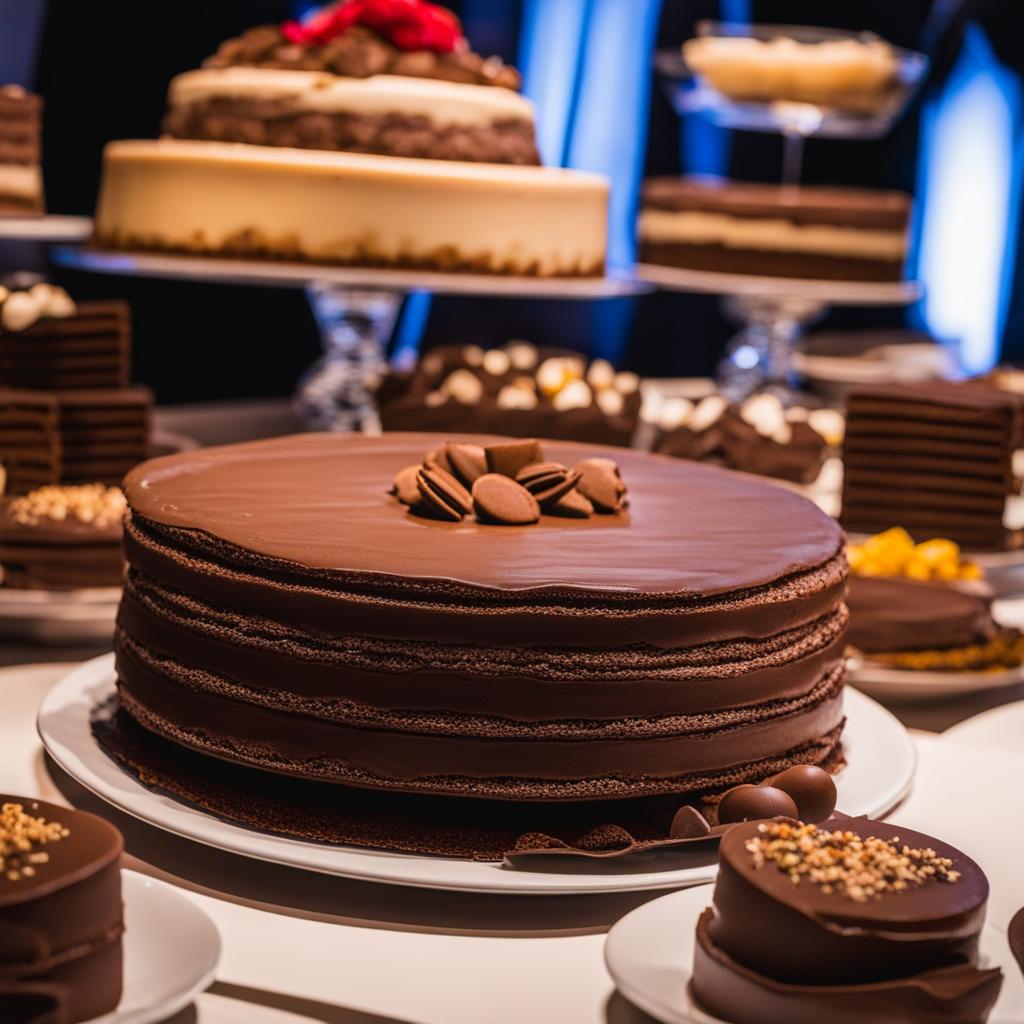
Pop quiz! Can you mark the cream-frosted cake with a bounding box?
[94,1,608,276]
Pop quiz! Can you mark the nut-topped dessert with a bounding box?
[0,797,124,1022]
[692,815,1003,1023]
[111,432,846,854]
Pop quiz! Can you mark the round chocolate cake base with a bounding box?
[92,698,844,861]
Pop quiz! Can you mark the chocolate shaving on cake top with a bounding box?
[747,820,961,902]
[9,484,126,528]
[0,801,69,882]
[205,1,522,90]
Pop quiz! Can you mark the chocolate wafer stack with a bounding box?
[0,301,131,388]
[0,388,60,493]
[840,382,1020,550]
[0,85,44,214]
[57,388,152,486]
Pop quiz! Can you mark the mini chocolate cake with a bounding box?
[0,797,124,1022]
[638,177,911,283]
[692,816,1002,1023]
[0,86,44,215]
[841,382,1020,550]
[113,433,847,836]
[0,485,125,589]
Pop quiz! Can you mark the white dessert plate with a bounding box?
[0,586,119,645]
[91,869,221,1024]
[38,654,916,895]
[943,700,1024,754]
[0,214,93,241]
[846,656,1024,702]
[604,884,1024,1024]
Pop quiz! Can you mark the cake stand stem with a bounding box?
[295,284,403,432]
[718,294,826,402]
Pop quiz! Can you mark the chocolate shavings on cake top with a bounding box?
[0,801,69,882]
[746,820,961,902]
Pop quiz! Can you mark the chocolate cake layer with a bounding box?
[0,303,131,390]
[0,391,60,494]
[164,99,539,165]
[56,388,152,486]
[116,432,847,803]
[0,797,123,1022]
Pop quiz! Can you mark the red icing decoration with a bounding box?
[282,0,462,53]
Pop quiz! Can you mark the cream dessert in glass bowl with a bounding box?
[94,0,609,277]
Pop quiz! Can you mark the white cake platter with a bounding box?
[91,870,221,1024]
[943,699,1024,754]
[0,586,119,645]
[38,654,916,895]
[603,885,1024,1024]
[52,246,651,299]
[0,214,93,242]
[634,262,922,305]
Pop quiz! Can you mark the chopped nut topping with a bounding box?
[0,802,69,882]
[9,484,126,529]
[746,820,961,902]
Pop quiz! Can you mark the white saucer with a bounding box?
[847,657,1024,702]
[604,885,1024,1024]
[943,700,1024,754]
[37,654,916,896]
[94,870,221,1024]
[0,587,119,645]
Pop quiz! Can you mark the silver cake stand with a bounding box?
[52,246,651,431]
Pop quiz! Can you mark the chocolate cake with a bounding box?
[638,177,911,282]
[56,388,152,487]
[841,382,1020,550]
[113,432,847,832]
[0,390,61,494]
[692,816,1003,1023]
[0,485,126,589]
[0,86,43,215]
[0,797,124,1022]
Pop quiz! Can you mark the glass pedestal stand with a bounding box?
[51,248,650,430]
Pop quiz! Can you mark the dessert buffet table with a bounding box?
[2,661,1021,1023]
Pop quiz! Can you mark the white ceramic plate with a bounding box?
[847,656,1024,702]
[92,870,221,1024]
[37,655,916,896]
[0,587,119,645]
[943,700,1024,754]
[604,885,1024,1024]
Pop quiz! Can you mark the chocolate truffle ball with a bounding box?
[717,784,798,825]
[769,765,838,823]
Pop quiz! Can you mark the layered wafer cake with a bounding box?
[0,797,124,1022]
[0,390,60,494]
[638,177,911,282]
[112,432,847,852]
[841,382,1020,550]
[0,86,44,215]
[56,389,152,487]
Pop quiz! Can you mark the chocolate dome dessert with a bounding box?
[692,815,1003,1023]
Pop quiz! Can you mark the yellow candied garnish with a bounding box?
[848,528,982,583]
[871,631,1024,672]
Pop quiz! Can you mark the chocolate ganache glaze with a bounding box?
[693,815,1002,1024]
[116,432,847,802]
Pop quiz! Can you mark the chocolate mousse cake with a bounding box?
[0,485,126,589]
[0,797,124,1022]
[841,382,1020,550]
[638,177,911,282]
[112,433,847,841]
[0,86,44,215]
[692,815,1003,1023]
[94,1,608,276]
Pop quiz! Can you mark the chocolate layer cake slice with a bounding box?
[0,302,132,390]
[692,815,1002,1023]
[0,86,43,215]
[841,382,1020,550]
[638,176,911,282]
[0,390,60,494]
[0,797,124,1022]
[56,387,152,486]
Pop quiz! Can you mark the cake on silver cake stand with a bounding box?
[650,22,928,400]
[53,247,651,432]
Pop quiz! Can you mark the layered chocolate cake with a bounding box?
[841,382,1020,550]
[95,1,608,276]
[0,390,60,494]
[0,86,43,215]
[379,342,642,446]
[113,433,846,835]
[692,815,1003,1023]
[0,797,124,1022]
[638,177,911,282]
[0,485,126,589]
[56,388,152,487]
